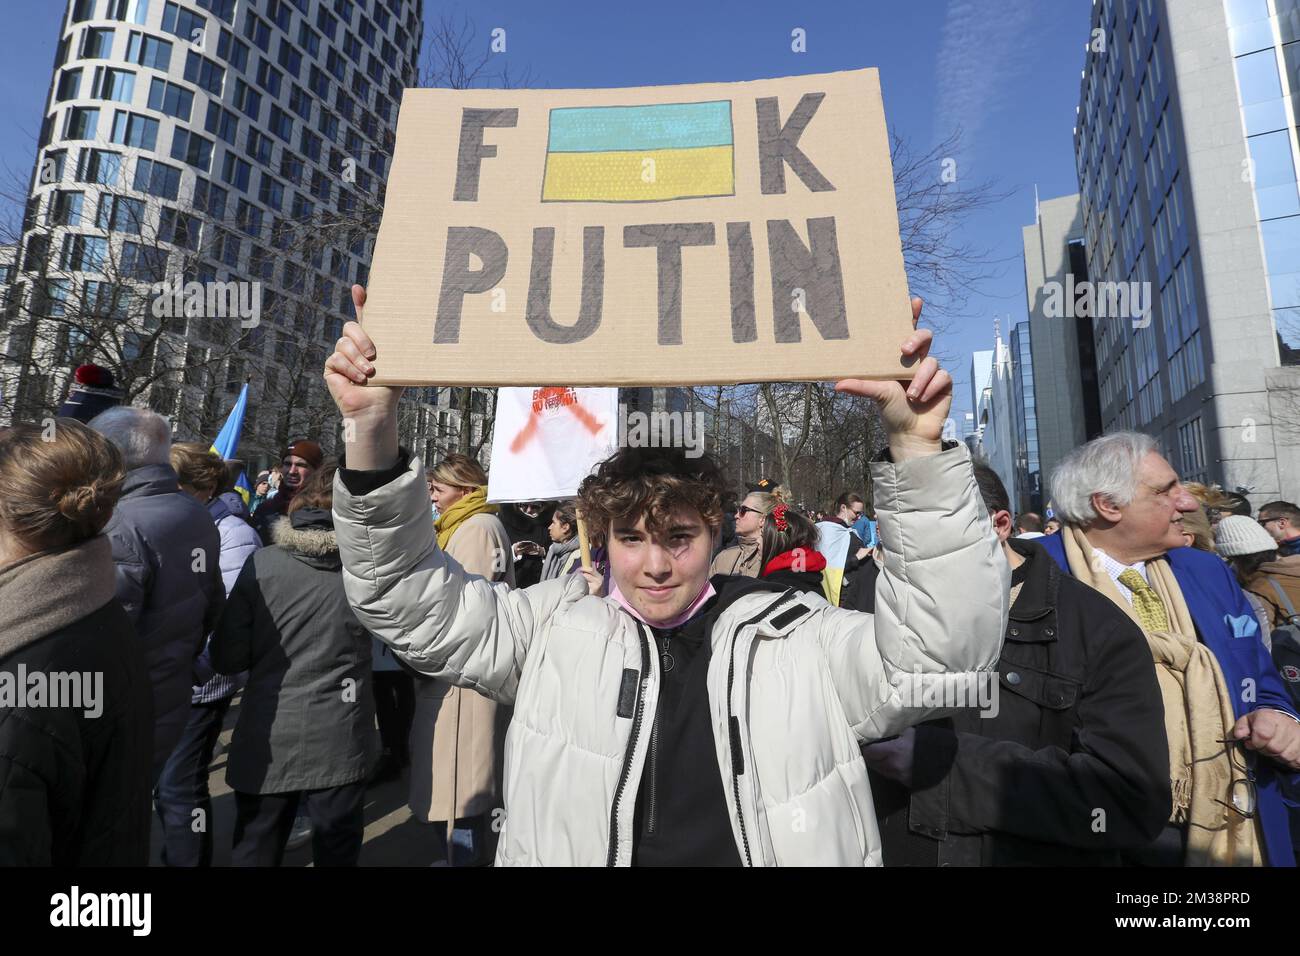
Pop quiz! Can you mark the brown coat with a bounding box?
[710,537,761,577]
[409,512,515,824]
[1246,555,1300,628]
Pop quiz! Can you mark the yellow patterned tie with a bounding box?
[1118,568,1170,632]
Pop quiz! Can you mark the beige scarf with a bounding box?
[1062,526,1260,866]
[0,536,116,659]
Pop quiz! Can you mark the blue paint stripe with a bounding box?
[547,101,733,152]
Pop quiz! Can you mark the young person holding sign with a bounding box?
[324,287,1008,866]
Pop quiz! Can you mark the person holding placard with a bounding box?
[324,286,1007,866]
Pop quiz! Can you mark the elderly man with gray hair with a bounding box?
[89,407,224,788]
[1038,431,1300,867]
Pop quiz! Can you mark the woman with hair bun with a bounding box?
[0,418,152,865]
[755,486,827,599]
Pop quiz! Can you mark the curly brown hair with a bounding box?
[577,447,728,544]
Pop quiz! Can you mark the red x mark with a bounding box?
[510,387,604,453]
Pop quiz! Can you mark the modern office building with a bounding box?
[1022,193,1103,491]
[978,332,1016,507]
[960,410,979,456]
[1008,320,1042,511]
[969,322,1042,514]
[969,348,994,438]
[1074,0,1300,502]
[1,0,427,463]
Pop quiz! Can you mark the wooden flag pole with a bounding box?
[576,510,593,571]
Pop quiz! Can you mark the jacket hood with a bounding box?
[270,513,340,567]
[207,493,252,525]
[0,536,117,657]
[760,567,826,598]
[709,571,804,615]
[122,463,184,499]
[211,491,250,522]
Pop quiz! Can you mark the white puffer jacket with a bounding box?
[333,444,1008,866]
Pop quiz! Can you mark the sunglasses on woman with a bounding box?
[735,505,764,517]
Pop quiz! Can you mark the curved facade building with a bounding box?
[2,0,423,458]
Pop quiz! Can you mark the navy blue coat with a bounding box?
[1039,533,1300,866]
[103,464,224,781]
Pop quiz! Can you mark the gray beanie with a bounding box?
[1213,515,1278,557]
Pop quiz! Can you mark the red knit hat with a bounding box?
[284,439,324,469]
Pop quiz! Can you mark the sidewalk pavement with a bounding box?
[149,695,448,867]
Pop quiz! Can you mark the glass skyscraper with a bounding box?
[1074,0,1300,499]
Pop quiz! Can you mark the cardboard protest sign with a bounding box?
[364,69,913,387]
[486,386,619,503]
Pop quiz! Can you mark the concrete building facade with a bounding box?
[1022,193,1104,492]
[1075,0,1300,503]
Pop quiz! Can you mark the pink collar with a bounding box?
[609,579,717,629]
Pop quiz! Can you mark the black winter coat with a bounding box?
[0,538,153,865]
[498,503,554,589]
[871,537,1171,865]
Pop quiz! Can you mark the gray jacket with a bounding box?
[103,463,223,779]
[334,444,1008,866]
[211,512,378,794]
[541,536,581,581]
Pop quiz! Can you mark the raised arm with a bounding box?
[324,286,576,703]
[826,298,1008,737]
[821,444,1008,738]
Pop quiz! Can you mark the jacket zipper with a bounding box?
[606,623,652,866]
[646,710,660,834]
[646,630,676,835]
[725,589,797,867]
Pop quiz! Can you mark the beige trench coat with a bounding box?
[408,511,515,825]
[710,537,761,577]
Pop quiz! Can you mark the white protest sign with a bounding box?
[487,386,620,503]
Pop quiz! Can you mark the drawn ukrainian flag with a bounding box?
[542,101,734,203]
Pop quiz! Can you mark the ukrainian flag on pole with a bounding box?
[542,100,735,203]
[210,382,251,504]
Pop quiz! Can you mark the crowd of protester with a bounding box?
[3,311,1300,866]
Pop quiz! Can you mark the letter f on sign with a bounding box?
[454,108,519,202]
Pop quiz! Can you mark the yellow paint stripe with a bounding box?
[542,144,734,202]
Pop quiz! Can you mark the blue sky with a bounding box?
[0,0,1092,422]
